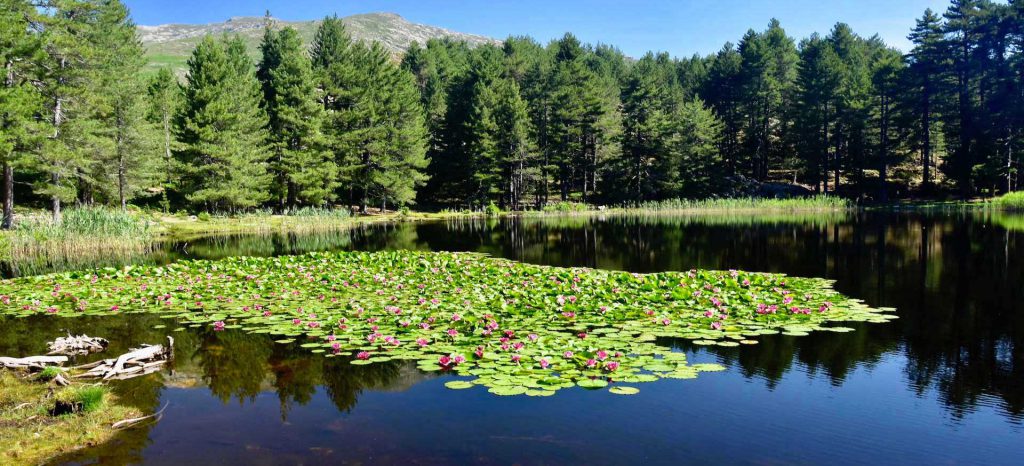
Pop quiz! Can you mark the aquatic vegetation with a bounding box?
[0,251,895,396]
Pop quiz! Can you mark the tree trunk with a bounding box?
[2,161,12,230]
[922,78,932,195]
[118,148,127,210]
[879,94,890,203]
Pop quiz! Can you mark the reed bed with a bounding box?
[0,207,156,275]
[991,192,1024,211]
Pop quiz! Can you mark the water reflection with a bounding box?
[1,211,1022,463]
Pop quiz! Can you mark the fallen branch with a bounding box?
[47,333,109,356]
[112,403,168,430]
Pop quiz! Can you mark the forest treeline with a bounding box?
[0,0,1021,222]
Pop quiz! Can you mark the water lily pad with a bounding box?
[488,386,528,396]
[444,381,475,390]
[609,386,640,395]
[0,249,894,398]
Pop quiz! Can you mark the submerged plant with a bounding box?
[0,251,895,396]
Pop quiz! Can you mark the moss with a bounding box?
[0,371,143,466]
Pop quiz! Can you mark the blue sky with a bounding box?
[125,0,954,56]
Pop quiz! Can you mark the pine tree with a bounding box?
[89,0,160,209]
[907,9,948,193]
[0,0,43,228]
[620,53,676,200]
[738,19,798,181]
[311,16,360,206]
[175,35,271,211]
[794,34,843,192]
[871,49,907,201]
[703,43,743,175]
[675,98,724,197]
[35,0,106,221]
[492,78,538,209]
[259,24,336,207]
[324,41,428,211]
[943,0,984,194]
[146,67,181,211]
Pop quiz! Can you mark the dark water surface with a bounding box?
[3,211,1023,465]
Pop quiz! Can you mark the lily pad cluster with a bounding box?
[0,251,895,396]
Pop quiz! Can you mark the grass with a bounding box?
[36,366,64,382]
[0,207,155,275]
[618,195,852,212]
[991,191,1024,211]
[53,386,106,414]
[0,371,142,465]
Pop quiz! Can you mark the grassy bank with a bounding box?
[510,195,852,216]
[0,370,142,465]
[0,207,156,273]
[991,192,1024,211]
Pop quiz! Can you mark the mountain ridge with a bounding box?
[140,12,499,73]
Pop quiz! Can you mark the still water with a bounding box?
[2,211,1022,464]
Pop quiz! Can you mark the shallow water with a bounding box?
[4,210,1023,465]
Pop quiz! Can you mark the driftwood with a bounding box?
[47,333,109,356]
[0,355,68,370]
[112,403,169,430]
[74,336,174,381]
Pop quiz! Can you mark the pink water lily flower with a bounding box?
[563,351,574,358]
[711,321,723,330]
[586,359,598,368]
[596,350,609,360]
[213,321,225,331]
[356,351,371,360]
[528,334,539,342]
[539,358,550,369]
[604,361,620,372]
[416,338,429,347]
[511,354,522,364]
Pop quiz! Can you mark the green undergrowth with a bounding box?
[0,250,895,396]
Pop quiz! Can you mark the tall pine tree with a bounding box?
[175,35,271,211]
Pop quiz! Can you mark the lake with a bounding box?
[2,210,1022,465]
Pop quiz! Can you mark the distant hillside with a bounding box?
[139,12,498,74]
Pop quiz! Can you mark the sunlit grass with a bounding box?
[0,207,155,274]
[1,371,142,465]
[991,192,1024,211]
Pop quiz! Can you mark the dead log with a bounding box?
[0,355,68,370]
[75,336,174,381]
[47,333,108,356]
